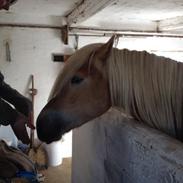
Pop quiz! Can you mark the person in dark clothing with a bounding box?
[0,72,35,144]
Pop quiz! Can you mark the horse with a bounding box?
[36,36,183,144]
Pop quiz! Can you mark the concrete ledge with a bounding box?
[72,109,183,183]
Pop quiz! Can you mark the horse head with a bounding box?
[36,36,115,143]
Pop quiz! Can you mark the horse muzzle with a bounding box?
[36,110,65,144]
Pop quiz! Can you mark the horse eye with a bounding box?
[71,76,84,84]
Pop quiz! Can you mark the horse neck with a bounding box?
[107,48,183,140]
[107,48,135,114]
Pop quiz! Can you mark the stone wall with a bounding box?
[72,108,183,183]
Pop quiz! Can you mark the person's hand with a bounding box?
[26,111,35,130]
[11,113,30,144]
[10,112,35,145]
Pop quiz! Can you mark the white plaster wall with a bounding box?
[0,27,72,157]
[0,27,63,121]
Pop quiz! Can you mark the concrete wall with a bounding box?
[72,109,183,183]
[0,26,72,157]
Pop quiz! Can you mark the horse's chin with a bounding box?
[37,125,65,144]
[45,139,61,144]
[38,133,62,144]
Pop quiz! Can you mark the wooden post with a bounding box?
[61,25,68,44]
[29,75,37,149]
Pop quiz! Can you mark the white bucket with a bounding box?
[0,126,17,147]
[44,140,63,167]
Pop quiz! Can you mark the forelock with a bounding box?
[48,43,102,101]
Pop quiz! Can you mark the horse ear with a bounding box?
[95,35,115,61]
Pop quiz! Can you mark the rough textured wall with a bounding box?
[72,108,183,183]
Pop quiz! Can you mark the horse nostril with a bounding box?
[36,112,53,141]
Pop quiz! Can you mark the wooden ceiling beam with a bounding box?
[69,27,183,38]
[66,0,117,26]
[158,16,183,31]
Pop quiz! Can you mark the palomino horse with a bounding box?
[36,36,183,144]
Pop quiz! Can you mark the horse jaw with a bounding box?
[37,99,110,144]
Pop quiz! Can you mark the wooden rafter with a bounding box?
[66,0,117,26]
[158,16,183,31]
[61,25,69,44]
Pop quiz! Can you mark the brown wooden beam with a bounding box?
[66,0,117,26]
[61,25,69,44]
[0,23,61,29]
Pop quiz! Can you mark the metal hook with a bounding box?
[5,41,11,62]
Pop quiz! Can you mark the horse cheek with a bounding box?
[89,77,110,118]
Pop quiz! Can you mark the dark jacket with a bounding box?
[0,72,32,125]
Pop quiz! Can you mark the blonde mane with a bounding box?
[108,48,183,140]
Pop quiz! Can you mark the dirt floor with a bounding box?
[41,158,72,183]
